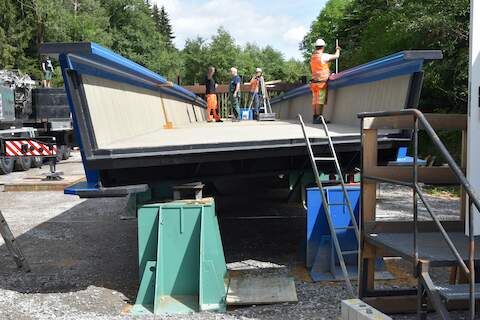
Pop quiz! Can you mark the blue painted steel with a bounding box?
[239,108,253,120]
[46,42,204,107]
[64,181,101,195]
[390,146,428,165]
[271,51,439,104]
[59,53,100,187]
[306,185,360,268]
[45,42,207,194]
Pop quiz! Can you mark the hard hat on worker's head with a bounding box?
[315,39,326,48]
[256,67,262,73]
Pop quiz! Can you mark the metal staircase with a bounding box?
[357,109,480,320]
[298,114,359,297]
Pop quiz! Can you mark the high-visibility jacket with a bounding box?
[250,77,259,93]
[310,52,331,82]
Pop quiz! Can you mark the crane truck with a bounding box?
[0,70,74,174]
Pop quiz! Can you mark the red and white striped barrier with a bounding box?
[4,140,57,157]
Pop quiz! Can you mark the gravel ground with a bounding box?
[0,169,468,319]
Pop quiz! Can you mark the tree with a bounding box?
[181,27,309,85]
[154,5,175,47]
[182,37,208,84]
[302,0,470,113]
[207,27,239,82]
[64,0,111,44]
[301,0,351,61]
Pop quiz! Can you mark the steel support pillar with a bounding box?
[132,198,228,314]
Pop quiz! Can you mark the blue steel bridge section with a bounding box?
[41,42,206,193]
[40,42,441,195]
[271,50,442,104]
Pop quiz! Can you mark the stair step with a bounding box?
[437,284,480,302]
[328,202,346,206]
[314,157,335,162]
[341,250,358,256]
[334,226,357,231]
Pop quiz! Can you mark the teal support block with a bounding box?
[155,205,201,314]
[137,207,159,281]
[131,261,156,314]
[133,198,227,315]
[199,202,228,311]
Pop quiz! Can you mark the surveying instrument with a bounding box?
[247,72,276,121]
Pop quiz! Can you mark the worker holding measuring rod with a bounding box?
[310,38,341,124]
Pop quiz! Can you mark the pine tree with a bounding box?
[152,4,161,32]
[158,5,175,47]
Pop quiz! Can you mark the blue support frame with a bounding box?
[40,42,206,195]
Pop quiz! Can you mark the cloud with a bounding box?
[151,0,320,59]
[283,26,308,44]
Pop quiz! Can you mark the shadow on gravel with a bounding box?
[0,176,307,307]
[0,197,139,301]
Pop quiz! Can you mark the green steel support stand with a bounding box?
[132,198,228,315]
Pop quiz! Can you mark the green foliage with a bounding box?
[152,5,175,47]
[302,0,470,114]
[0,1,307,86]
[182,28,307,84]
[302,0,470,159]
[301,0,351,60]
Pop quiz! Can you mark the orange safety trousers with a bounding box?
[206,94,220,121]
[310,82,328,106]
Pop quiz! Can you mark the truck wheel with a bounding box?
[31,156,43,168]
[14,157,32,171]
[61,146,71,160]
[0,158,14,174]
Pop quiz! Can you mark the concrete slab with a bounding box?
[227,274,298,305]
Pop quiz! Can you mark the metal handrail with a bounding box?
[358,109,480,215]
[358,109,478,319]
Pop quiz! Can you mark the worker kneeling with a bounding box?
[310,39,340,124]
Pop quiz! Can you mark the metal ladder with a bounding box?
[0,210,30,272]
[298,114,359,297]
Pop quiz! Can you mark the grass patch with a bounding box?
[423,185,460,198]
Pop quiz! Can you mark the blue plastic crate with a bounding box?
[239,108,253,120]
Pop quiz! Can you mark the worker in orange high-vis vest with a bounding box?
[310,38,340,124]
[205,66,222,122]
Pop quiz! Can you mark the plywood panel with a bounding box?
[332,75,411,126]
[194,105,207,122]
[82,75,166,148]
[271,75,411,127]
[81,75,206,148]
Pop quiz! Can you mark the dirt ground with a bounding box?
[0,156,470,319]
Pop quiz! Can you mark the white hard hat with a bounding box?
[315,39,326,47]
[256,67,262,73]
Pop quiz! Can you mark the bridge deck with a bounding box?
[104,120,390,150]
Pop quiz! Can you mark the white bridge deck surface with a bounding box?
[103,120,378,150]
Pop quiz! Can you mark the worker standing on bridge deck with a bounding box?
[310,39,340,124]
[229,67,241,120]
[249,68,263,118]
[205,66,222,122]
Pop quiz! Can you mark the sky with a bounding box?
[151,0,328,60]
